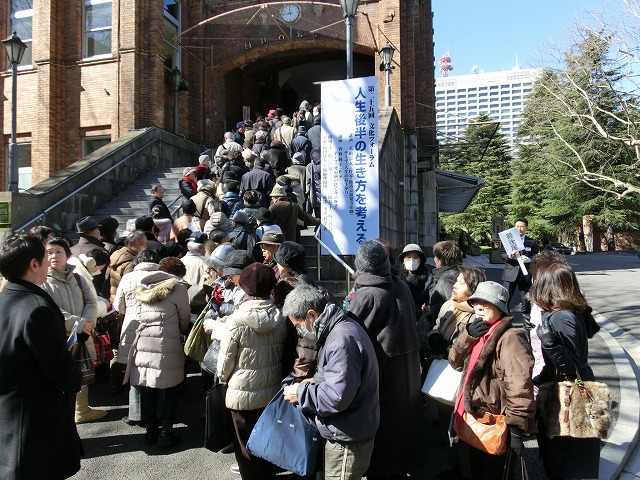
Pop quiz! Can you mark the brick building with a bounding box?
[1,0,436,192]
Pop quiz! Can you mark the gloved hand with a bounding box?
[509,426,524,456]
[536,315,559,348]
[427,333,449,354]
[467,317,490,338]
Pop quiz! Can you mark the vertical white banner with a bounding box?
[320,76,379,256]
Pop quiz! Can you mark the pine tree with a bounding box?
[439,113,513,244]
[515,31,640,241]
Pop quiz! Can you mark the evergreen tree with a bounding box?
[439,113,513,244]
[515,30,640,241]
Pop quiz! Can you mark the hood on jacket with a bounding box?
[235,299,283,335]
[47,264,76,283]
[354,272,392,289]
[135,272,182,304]
[133,262,159,272]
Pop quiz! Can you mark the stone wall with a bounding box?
[7,127,202,235]
[378,107,406,249]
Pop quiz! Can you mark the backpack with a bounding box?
[230,228,257,253]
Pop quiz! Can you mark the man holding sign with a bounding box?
[499,217,538,329]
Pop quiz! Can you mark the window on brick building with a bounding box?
[164,0,181,70]
[9,0,33,66]
[4,142,31,190]
[82,136,111,157]
[84,0,112,58]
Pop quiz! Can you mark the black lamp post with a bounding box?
[380,43,395,107]
[172,67,182,135]
[3,32,27,192]
[339,0,359,79]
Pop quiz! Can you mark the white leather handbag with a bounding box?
[421,358,462,406]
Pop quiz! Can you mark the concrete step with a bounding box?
[103,198,183,208]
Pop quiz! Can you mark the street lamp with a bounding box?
[339,0,359,79]
[171,67,182,135]
[379,43,395,107]
[3,32,27,193]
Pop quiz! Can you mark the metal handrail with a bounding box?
[168,194,185,218]
[15,138,159,232]
[33,127,153,196]
[313,229,355,276]
[313,228,355,299]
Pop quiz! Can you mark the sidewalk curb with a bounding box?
[594,312,640,480]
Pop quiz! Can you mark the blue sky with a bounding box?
[432,0,612,76]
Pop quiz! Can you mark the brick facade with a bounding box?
[1,0,436,188]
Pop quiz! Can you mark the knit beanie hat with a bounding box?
[239,262,277,298]
[355,239,391,275]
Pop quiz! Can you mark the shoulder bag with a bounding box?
[537,374,611,439]
[421,358,462,406]
[453,410,508,455]
[184,301,213,362]
[537,312,612,439]
[247,380,321,476]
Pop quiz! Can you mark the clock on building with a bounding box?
[279,4,301,23]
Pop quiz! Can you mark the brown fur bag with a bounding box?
[538,380,611,439]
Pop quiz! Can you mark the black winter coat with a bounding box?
[348,274,424,475]
[0,281,82,480]
[536,309,600,479]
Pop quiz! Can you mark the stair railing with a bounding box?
[313,229,354,298]
[15,138,158,232]
[168,194,186,219]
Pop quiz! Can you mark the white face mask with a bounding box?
[296,324,316,341]
[404,259,419,272]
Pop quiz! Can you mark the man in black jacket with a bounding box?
[501,217,538,326]
[72,216,110,293]
[0,234,82,480]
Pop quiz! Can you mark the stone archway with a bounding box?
[178,1,382,144]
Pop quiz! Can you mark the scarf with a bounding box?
[454,319,503,420]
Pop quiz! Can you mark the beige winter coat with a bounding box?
[42,265,98,359]
[218,298,287,411]
[113,262,160,364]
[126,271,190,389]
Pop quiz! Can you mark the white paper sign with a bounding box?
[498,227,524,256]
[319,76,380,256]
[498,227,528,275]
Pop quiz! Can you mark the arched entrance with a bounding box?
[179,2,379,142]
[221,48,374,127]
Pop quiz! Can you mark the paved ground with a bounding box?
[70,252,640,480]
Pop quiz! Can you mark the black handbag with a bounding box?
[201,339,221,376]
[96,310,124,349]
[74,341,95,385]
[204,376,232,452]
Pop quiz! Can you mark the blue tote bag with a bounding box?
[246,385,321,476]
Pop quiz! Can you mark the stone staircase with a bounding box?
[89,164,353,299]
[92,167,186,227]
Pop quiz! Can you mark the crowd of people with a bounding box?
[0,96,604,480]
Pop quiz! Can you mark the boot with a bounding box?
[75,385,107,424]
[158,427,180,448]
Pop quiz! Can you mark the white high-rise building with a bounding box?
[435,66,541,149]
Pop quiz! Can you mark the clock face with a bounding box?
[280,4,301,23]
